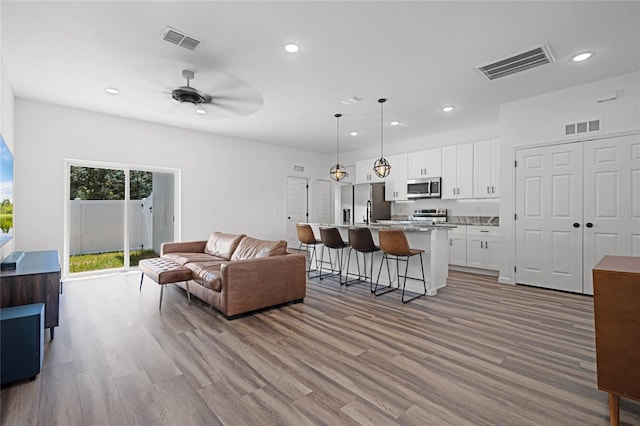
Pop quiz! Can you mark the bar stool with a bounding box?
[375,229,427,303]
[347,227,380,290]
[319,227,350,284]
[296,223,322,278]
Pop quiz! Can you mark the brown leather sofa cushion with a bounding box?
[164,252,226,265]
[231,236,287,261]
[189,263,223,292]
[204,232,246,260]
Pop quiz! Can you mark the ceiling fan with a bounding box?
[171,69,212,105]
[167,68,264,118]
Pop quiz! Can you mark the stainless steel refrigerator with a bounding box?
[341,183,391,224]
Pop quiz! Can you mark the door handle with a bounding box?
[586,222,593,228]
[573,222,580,228]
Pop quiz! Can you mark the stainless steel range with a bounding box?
[412,209,447,224]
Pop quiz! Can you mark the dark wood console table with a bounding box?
[593,255,640,426]
[1,250,60,339]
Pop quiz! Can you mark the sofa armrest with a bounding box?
[220,254,306,317]
[161,240,207,256]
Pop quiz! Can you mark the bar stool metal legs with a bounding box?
[319,227,350,285]
[296,223,323,279]
[374,229,428,303]
[347,227,381,290]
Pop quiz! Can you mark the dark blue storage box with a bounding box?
[1,303,45,385]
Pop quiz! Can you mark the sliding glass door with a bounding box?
[65,162,178,276]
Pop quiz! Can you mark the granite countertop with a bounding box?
[328,223,457,232]
[444,216,499,226]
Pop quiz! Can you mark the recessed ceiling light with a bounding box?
[350,131,359,136]
[442,106,455,112]
[105,87,119,95]
[195,107,207,115]
[284,43,300,53]
[389,121,400,126]
[572,51,593,62]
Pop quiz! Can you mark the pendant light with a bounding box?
[373,98,391,178]
[329,113,348,181]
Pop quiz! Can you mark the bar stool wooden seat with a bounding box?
[319,227,350,285]
[296,223,322,278]
[347,227,380,290]
[375,229,427,303]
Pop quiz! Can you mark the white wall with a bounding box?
[498,71,640,284]
[14,99,332,260]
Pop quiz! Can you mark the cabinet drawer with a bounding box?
[466,226,499,237]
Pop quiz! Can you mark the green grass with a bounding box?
[70,249,158,273]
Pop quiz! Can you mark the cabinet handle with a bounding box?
[487,186,490,194]
[586,222,593,228]
[480,241,484,249]
[450,239,452,246]
[453,188,456,195]
[491,186,495,193]
[485,241,488,249]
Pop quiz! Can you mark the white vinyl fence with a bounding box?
[69,196,153,255]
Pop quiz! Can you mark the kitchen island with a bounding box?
[308,223,454,296]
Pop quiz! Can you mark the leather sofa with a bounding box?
[161,232,306,319]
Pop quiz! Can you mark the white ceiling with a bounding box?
[3,1,639,154]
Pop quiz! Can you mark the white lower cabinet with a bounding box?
[448,226,467,266]
[466,226,501,271]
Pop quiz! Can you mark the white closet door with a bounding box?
[515,143,584,293]
[582,134,640,294]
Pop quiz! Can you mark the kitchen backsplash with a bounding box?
[391,198,499,217]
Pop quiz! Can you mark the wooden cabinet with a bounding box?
[384,154,408,201]
[593,256,640,426]
[355,159,385,184]
[466,226,500,271]
[407,148,441,179]
[442,144,473,199]
[448,225,467,266]
[0,250,60,339]
[473,139,499,198]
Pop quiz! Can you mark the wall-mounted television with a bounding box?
[0,134,14,247]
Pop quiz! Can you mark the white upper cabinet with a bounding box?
[355,159,385,184]
[442,143,473,199]
[384,154,408,201]
[473,139,499,198]
[407,148,442,179]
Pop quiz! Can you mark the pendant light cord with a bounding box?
[335,113,342,165]
[379,98,386,158]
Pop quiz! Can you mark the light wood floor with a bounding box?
[2,270,639,425]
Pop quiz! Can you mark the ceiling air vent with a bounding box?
[161,26,200,51]
[475,44,554,80]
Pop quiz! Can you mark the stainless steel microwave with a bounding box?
[407,177,441,199]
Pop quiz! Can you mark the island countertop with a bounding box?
[305,222,451,295]
[315,222,457,232]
